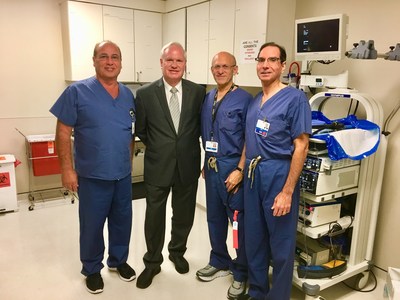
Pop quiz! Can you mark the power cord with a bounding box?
[341,269,378,293]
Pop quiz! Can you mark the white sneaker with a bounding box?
[196,264,230,282]
[227,280,246,299]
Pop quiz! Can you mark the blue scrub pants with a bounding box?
[78,175,132,276]
[244,159,299,300]
[204,156,247,282]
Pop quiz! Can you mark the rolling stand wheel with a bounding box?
[28,194,35,211]
[344,271,370,290]
[303,283,325,300]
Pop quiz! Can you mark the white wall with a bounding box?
[0,0,69,193]
[295,0,400,274]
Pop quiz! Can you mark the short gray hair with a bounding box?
[160,42,187,60]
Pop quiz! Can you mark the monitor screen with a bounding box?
[295,14,347,62]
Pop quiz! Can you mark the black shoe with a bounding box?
[169,254,189,274]
[136,267,161,289]
[109,262,136,282]
[237,294,254,300]
[86,273,104,294]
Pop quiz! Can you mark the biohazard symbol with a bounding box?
[0,172,10,188]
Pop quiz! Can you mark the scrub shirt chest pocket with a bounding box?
[218,109,242,133]
[255,113,288,143]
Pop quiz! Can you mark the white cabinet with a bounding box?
[134,10,162,83]
[103,6,134,82]
[186,2,210,84]
[61,1,103,81]
[182,0,268,86]
[162,8,186,47]
[234,0,268,87]
[208,0,235,84]
[61,1,162,83]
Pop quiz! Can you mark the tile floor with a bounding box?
[0,195,387,300]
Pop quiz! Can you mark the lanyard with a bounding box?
[210,84,236,140]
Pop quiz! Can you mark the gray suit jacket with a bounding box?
[135,78,206,186]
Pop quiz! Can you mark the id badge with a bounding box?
[255,119,270,137]
[205,140,218,153]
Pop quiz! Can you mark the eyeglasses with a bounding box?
[96,54,121,61]
[255,57,280,64]
[211,65,236,71]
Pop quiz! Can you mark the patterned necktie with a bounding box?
[169,87,180,132]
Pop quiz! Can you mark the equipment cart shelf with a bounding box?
[293,89,388,299]
[25,134,75,211]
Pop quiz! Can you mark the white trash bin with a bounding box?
[0,154,18,213]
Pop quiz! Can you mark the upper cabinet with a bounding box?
[208,0,235,84]
[61,1,103,81]
[103,6,134,82]
[234,0,268,86]
[162,8,186,47]
[186,2,210,84]
[163,0,295,86]
[60,1,162,83]
[61,0,294,86]
[185,0,267,86]
[134,10,162,83]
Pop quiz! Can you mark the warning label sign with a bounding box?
[0,172,10,188]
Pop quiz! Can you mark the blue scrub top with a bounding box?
[50,77,135,180]
[245,86,311,160]
[201,88,252,157]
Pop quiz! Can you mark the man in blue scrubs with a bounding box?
[50,41,136,294]
[239,42,311,300]
[197,52,252,299]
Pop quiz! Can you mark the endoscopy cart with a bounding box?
[25,134,75,211]
[293,89,387,299]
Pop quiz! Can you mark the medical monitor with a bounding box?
[295,14,348,61]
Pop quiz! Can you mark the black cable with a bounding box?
[341,269,378,293]
[317,60,336,65]
[346,99,353,117]
[311,121,346,136]
[373,264,387,273]
[383,100,400,135]
[317,97,330,111]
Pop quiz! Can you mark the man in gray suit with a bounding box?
[135,42,206,289]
